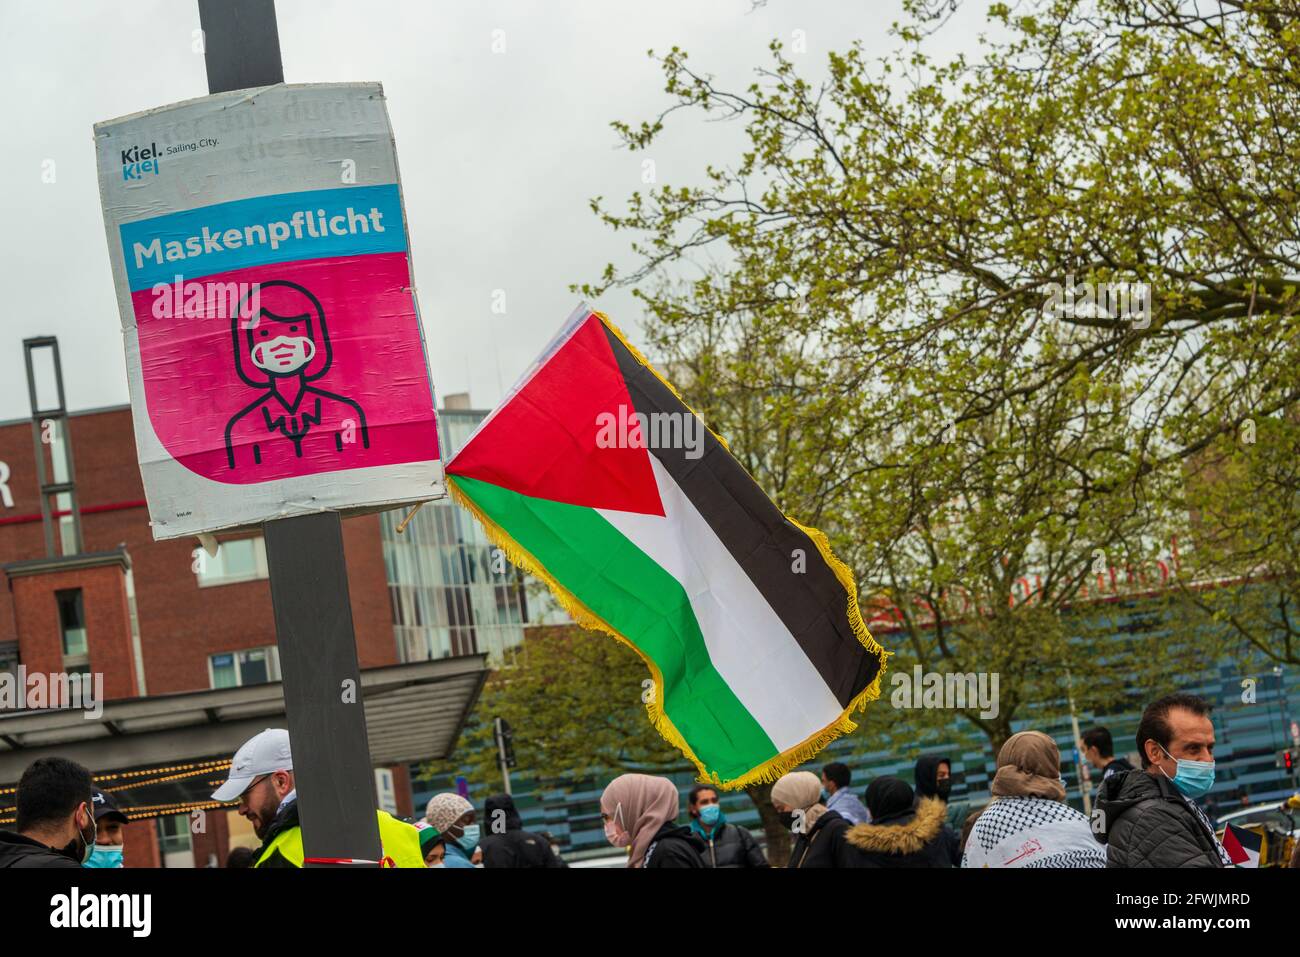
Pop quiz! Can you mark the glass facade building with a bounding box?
[381,399,568,666]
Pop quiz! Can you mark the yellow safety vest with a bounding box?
[256,810,425,868]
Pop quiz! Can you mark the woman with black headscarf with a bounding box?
[844,777,954,867]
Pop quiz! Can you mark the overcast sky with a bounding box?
[0,0,988,421]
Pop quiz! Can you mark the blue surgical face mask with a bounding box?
[699,804,723,827]
[458,824,481,849]
[1159,744,1215,799]
[84,844,124,868]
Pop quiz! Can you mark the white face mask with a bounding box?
[251,335,315,374]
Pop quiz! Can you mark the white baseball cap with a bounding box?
[211,728,293,802]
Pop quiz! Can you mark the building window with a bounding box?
[196,537,268,588]
[378,405,573,667]
[374,768,398,815]
[209,647,280,689]
[56,589,87,658]
[65,664,92,700]
[158,814,192,855]
[0,641,17,677]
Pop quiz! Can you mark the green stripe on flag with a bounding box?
[453,474,778,781]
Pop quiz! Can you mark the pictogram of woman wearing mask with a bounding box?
[224,280,369,470]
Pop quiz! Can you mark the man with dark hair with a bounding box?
[225,845,257,869]
[687,784,767,867]
[1094,693,1231,868]
[1081,726,1135,801]
[821,761,869,825]
[0,757,95,868]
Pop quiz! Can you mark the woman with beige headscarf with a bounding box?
[962,730,1105,868]
[772,770,864,867]
[600,773,705,868]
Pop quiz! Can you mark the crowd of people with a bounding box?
[0,691,1288,869]
[581,692,1246,869]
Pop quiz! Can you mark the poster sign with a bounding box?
[94,83,442,540]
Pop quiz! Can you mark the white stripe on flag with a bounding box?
[598,456,844,751]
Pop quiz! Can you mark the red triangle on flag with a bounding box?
[1221,826,1248,865]
[447,312,665,516]
[1221,824,1260,866]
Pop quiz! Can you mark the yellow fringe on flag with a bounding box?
[444,310,891,790]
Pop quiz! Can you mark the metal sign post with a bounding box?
[198,0,382,867]
[494,716,515,796]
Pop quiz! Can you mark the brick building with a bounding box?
[0,402,474,866]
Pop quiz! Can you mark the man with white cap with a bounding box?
[212,728,424,868]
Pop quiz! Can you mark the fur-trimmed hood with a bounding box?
[844,797,947,855]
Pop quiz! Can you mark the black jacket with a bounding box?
[1095,769,1225,868]
[252,798,300,868]
[1102,757,1135,779]
[0,830,83,868]
[643,823,706,868]
[845,797,953,868]
[694,821,768,868]
[1092,756,1136,801]
[787,809,863,868]
[479,794,561,869]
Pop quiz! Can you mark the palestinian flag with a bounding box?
[1222,824,1261,867]
[445,306,887,788]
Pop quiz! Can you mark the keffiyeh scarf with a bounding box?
[962,796,1106,868]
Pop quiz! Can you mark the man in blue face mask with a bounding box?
[1093,692,1231,867]
[85,788,129,868]
[686,785,768,868]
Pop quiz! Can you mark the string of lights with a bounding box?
[100,761,233,793]
[2,760,235,823]
[95,759,232,786]
[122,800,226,819]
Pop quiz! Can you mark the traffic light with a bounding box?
[1277,749,1295,771]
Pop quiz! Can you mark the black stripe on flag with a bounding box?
[602,323,881,707]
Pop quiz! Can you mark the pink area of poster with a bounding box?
[130,253,439,483]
